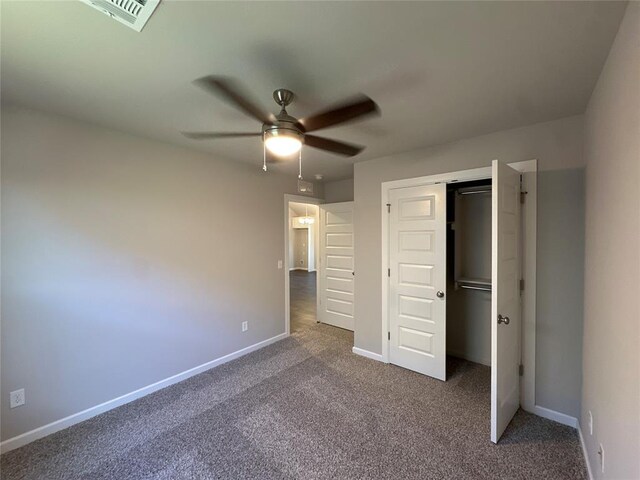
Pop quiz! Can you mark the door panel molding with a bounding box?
[388,183,447,380]
[491,160,522,443]
[319,202,355,331]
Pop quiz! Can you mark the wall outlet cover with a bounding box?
[10,388,25,408]
[242,321,248,332]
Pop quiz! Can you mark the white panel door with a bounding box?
[388,184,447,380]
[318,202,354,331]
[491,160,522,443]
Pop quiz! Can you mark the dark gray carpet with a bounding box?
[1,325,586,479]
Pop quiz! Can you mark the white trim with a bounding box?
[532,405,578,428]
[578,422,595,480]
[284,194,322,336]
[518,162,537,413]
[380,160,537,413]
[0,332,288,454]
[352,347,384,362]
[381,165,493,192]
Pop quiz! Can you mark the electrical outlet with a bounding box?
[277,260,283,269]
[588,410,593,435]
[242,321,248,332]
[10,389,25,409]
[598,444,605,473]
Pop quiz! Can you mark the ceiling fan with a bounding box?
[182,76,380,161]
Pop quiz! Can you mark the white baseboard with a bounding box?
[0,332,288,454]
[577,422,594,480]
[352,347,384,362]
[532,405,578,428]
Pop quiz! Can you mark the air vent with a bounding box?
[298,180,314,195]
[80,0,160,32]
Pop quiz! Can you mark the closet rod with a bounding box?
[456,187,492,196]
[458,284,492,292]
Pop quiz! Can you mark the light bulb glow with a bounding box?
[264,131,302,156]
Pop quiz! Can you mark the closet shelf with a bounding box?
[455,277,492,292]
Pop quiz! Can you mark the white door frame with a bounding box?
[284,194,322,336]
[381,160,537,413]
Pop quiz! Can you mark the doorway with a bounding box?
[284,196,356,336]
[288,201,319,333]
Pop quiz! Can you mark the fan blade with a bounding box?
[304,135,364,157]
[182,132,261,140]
[194,76,276,125]
[297,95,379,132]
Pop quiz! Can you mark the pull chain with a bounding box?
[262,141,267,172]
[298,146,303,180]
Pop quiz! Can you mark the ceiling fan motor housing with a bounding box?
[263,98,305,144]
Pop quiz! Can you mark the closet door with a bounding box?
[318,202,354,331]
[388,184,447,380]
[491,160,522,443]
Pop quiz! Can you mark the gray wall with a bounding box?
[582,3,640,479]
[354,115,585,417]
[293,229,309,269]
[323,178,354,203]
[536,168,585,416]
[0,105,313,441]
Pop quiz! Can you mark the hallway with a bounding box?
[290,270,317,333]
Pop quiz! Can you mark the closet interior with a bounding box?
[446,179,493,366]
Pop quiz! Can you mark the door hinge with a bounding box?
[520,191,528,204]
[386,203,391,213]
[388,332,391,340]
[520,278,525,291]
[388,268,391,277]
[519,364,524,376]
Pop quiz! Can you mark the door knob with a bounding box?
[497,314,510,325]
[436,291,445,298]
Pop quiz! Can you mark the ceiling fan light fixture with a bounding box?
[264,129,303,157]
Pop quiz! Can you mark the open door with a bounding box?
[318,202,354,331]
[388,184,447,380]
[491,160,522,443]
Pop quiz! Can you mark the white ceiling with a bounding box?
[0,1,626,181]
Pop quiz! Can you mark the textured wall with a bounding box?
[582,3,640,478]
[0,106,313,441]
[353,115,586,417]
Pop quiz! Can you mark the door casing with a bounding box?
[381,160,537,414]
